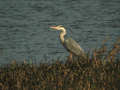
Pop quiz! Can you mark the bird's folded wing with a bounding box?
[64,38,85,57]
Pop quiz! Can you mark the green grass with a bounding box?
[0,38,120,90]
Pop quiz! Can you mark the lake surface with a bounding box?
[0,0,120,65]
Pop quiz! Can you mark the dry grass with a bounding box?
[0,38,120,90]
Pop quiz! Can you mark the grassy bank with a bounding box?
[0,38,120,90]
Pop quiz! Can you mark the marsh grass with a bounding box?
[0,38,120,90]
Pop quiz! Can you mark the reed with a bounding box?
[0,38,119,90]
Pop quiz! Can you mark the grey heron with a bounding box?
[50,25,86,61]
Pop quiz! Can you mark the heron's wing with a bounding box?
[64,38,86,57]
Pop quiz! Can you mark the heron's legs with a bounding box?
[68,52,73,61]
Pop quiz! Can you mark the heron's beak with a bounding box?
[50,26,58,30]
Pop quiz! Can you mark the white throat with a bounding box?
[59,28,66,43]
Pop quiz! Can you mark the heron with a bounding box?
[50,25,86,61]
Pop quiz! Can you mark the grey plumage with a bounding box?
[64,38,86,58]
[50,25,87,60]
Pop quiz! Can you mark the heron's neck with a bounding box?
[60,28,66,43]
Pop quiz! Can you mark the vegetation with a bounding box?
[0,38,120,90]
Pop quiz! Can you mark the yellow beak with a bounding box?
[50,26,58,30]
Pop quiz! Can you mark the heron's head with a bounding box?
[50,25,65,31]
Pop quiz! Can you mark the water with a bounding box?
[0,0,120,65]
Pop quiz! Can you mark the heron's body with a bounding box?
[64,38,85,56]
[50,25,86,61]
